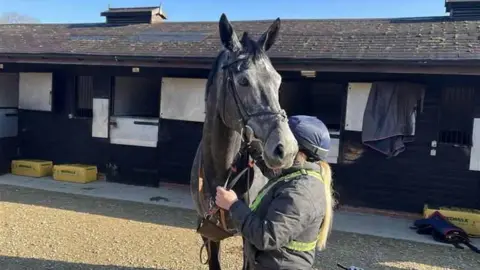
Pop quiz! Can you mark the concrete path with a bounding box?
[1,173,478,248]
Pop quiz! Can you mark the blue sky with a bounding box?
[0,0,448,23]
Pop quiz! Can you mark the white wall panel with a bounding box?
[109,116,159,147]
[469,118,480,171]
[327,134,340,164]
[92,98,109,138]
[160,77,206,122]
[345,82,372,131]
[19,72,52,111]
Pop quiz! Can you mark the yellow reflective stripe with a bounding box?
[250,170,324,211]
[249,170,304,211]
[286,240,318,251]
[248,169,325,252]
[304,170,323,182]
[285,170,324,251]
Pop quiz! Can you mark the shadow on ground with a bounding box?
[0,184,198,230]
[317,231,480,270]
[0,255,166,270]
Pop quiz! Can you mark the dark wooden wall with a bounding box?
[277,72,480,212]
[0,137,18,174]
[334,75,480,213]
[5,63,206,187]
[279,78,345,131]
[3,63,480,213]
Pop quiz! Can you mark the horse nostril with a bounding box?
[273,144,285,159]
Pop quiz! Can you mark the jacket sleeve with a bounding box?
[229,181,314,251]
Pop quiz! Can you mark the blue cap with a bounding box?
[288,115,331,161]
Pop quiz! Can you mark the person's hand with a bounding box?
[215,186,238,210]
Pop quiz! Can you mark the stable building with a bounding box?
[1,1,480,213]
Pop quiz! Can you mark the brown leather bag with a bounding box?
[196,216,234,242]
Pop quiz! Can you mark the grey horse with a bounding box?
[190,14,299,270]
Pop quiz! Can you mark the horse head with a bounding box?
[214,13,298,170]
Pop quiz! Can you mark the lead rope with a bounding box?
[246,155,251,206]
[198,143,250,266]
[199,240,211,265]
[196,108,257,266]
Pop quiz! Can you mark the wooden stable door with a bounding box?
[107,76,160,148]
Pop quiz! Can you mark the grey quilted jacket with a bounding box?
[229,161,327,270]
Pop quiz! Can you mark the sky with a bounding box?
[0,0,449,23]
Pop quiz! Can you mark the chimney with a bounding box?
[100,5,167,25]
[445,0,480,20]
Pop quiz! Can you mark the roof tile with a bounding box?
[1,17,480,61]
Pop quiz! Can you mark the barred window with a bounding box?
[438,86,475,146]
[75,76,94,118]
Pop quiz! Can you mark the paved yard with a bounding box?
[0,184,479,270]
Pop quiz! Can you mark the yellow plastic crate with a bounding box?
[11,159,53,177]
[53,164,98,184]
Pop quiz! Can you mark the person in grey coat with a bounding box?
[216,115,335,269]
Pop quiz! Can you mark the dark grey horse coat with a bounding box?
[190,13,298,270]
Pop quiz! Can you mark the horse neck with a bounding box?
[202,50,244,186]
[202,107,242,187]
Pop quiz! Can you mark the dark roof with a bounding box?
[445,0,480,20]
[1,16,480,62]
[102,7,160,13]
[100,6,161,17]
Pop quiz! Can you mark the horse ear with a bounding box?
[219,13,241,52]
[257,18,281,52]
[240,31,249,46]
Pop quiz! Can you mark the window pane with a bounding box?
[438,86,475,146]
[75,76,94,117]
[113,76,160,117]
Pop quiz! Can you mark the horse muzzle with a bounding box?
[260,123,298,169]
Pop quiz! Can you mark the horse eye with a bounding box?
[238,77,250,87]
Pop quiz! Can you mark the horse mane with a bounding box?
[205,50,226,102]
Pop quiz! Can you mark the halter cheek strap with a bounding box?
[220,57,287,142]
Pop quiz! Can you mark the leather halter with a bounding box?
[201,56,288,215]
[201,55,290,212]
[198,55,287,265]
[221,57,288,140]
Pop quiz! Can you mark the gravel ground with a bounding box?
[0,184,479,270]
